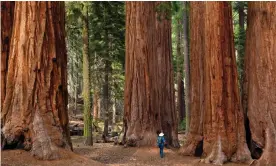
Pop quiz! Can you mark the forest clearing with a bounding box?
[1,1,276,166]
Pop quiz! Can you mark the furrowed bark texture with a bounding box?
[155,1,179,147]
[246,2,276,165]
[1,2,72,160]
[180,2,251,165]
[1,1,15,107]
[124,2,179,147]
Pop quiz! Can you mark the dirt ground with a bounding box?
[1,135,249,166]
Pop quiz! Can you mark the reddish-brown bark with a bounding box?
[1,2,72,160]
[124,2,179,147]
[1,1,15,107]
[245,2,276,165]
[180,2,251,165]
[155,2,179,147]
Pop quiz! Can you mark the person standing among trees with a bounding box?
[157,131,166,158]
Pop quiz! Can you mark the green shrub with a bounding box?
[179,119,186,131]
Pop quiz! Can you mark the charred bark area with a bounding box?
[124,2,179,147]
[245,2,276,165]
[1,2,72,160]
[180,2,251,165]
[1,1,14,108]
[177,78,185,123]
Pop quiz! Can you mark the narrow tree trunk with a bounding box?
[180,2,252,165]
[245,2,276,165]
[103,60,111,137]
[112,98,116,125]
[238,3,245,30]
[1,2,72,160]
[74,85,77,116]
[82,3,93,146]
[176,19,185,124]
[183,1,190,133]
[124,2,179,147]
[237,2,246,102]
[1,1,14,107]
[93,89,99,121]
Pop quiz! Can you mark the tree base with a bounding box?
[125,131,157,147]
[179,133,203,156]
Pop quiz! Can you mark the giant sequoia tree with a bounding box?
[245,2,276,165]
[124,2,178,147]
[1,2,72,160]
[1,2,14,107]
[180,2,251,165]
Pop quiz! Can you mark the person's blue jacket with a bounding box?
[157,136,166,148]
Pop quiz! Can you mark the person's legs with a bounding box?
[160,147,164,158]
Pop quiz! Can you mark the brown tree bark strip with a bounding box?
[179,1,205,156]
[246,2,276,165]
[1,2,15,108]
[155,1,179,147]
[1,2,72,160]
[124,2,179,147]
[180,2,251,165]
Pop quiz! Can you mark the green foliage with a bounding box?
[179,119,186,131]
[232,2,247,91]
[66,2,125,114]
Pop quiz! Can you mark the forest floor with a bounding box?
[2,135,248,166]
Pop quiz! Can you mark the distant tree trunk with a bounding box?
[1,2,72,160]
[245,2,276,165]
[93,89,99,121]
[180,2,251,165]
[103,59,111,137]
[1,1,14,107]
[176,20,185,124]
[238,3,245,30]
[124,2,179,147]
[183,1,190,133]
[82,3,93,146]
[112,98,116,124]
[237,2,246,104]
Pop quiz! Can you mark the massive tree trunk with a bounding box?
[155,1,179,147]
[180,2,252,165]
[182,1,190,133]
[1,1,14,107]
[1,2,72,160]
[82,3,93,146]
[245,2,276,165]
[124,2,179,147]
